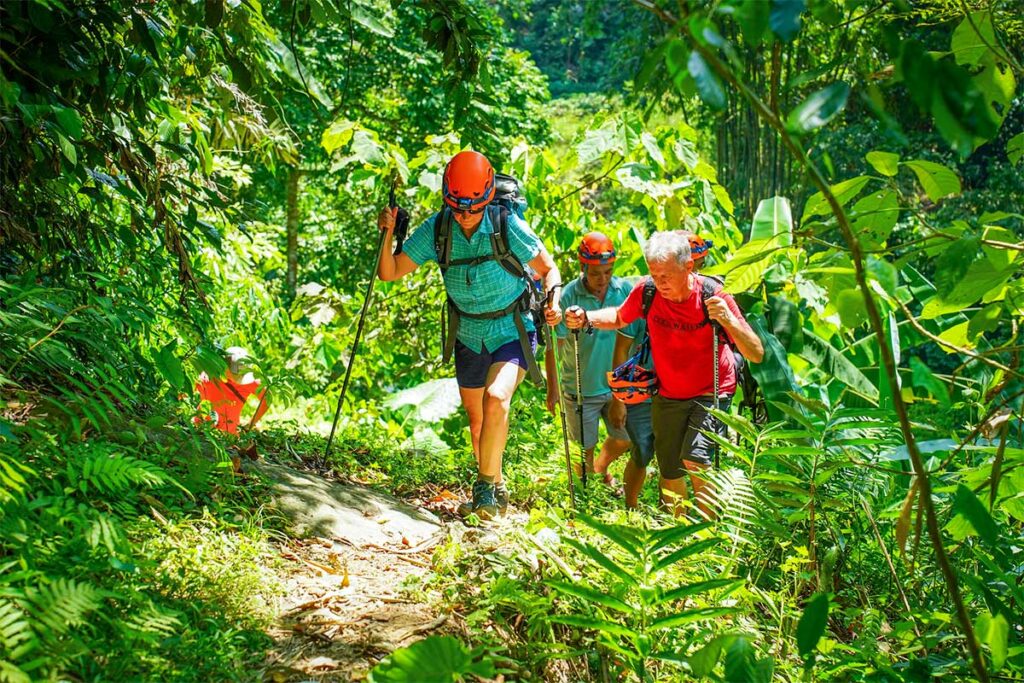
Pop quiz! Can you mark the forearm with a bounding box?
[613,333,632,368]
[584,306,626,330]
[376,230,397,280]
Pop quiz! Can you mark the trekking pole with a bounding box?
[712,323,720,470]
[545,291,576,510]
[571,328,587,490]
[323,182,397,467]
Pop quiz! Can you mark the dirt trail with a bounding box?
[254,459,520,681]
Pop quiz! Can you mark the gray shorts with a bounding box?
[561,392,630,450]
[625,401,655,468]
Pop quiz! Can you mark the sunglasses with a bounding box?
[452,205,486,216]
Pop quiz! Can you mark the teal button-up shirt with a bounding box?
[555,275,633,397]
[403,209,543,353]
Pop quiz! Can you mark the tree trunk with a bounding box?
[285,167,301,300]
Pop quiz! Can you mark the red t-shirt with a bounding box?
[619,276,741,400]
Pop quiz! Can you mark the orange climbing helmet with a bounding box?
[689,234,713,258]
[578,232,617,265]
[606,347,658,404]
[442,151,495,212]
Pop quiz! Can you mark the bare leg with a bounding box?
[686,460,715,520]
[478,361,526,481]
[623,458,647,509]
[594,436,632,481]
[659,476,690,518]
[459,386,484,465]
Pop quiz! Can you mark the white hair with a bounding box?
[643,231,691,266]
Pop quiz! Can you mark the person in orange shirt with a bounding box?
[195,347,268,435]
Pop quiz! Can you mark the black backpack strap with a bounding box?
[641,277,656,318]
[488,205,526,279]
[434,208,453,272]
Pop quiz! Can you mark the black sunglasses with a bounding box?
[452,205,486,216]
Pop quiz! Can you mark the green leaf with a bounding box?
[548,615,639,639]
[652,537,722,572]
[903,160,961,203]
[725,636,772,683]
[733,1,769,45]
[322,119,356,155]
[56,132,76,165]
[951,12,997,66]
[865,151,899,177]
[351,4,395,38]
[684,634,735,676]
[650,606,739,631]
[154,342,184,391]
[1008,133,1024,165]
[802,175,872,219]
[648,520,713,553]
[656,578,743,605]
[921,257,1014,319]
[769,0,805,42]
[577,512,642,558]
[800,331,879,402]
[52,106,83,140]
[563,537,639,587]
[546,581,633,613]
[750,196,793,245]
[976,612,1009,671]
[909,357,950,406]
[351,129,385,165]
[688,50,726,111]
[850,189,899,249]
[368,635,493,682]
[786,83,849,134]
[797,593,829,658]
[952,484,999,546]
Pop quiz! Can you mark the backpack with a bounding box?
[432,173,546,384]
[640,275,759,411]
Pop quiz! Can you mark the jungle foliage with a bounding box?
[1,0,1023,681]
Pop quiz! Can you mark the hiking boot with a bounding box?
[457,481,498,520]
[495,482,509,515]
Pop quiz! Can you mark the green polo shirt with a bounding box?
[555,275,633,397]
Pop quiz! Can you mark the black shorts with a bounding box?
[651,394,731,478]
[453,333,538,389]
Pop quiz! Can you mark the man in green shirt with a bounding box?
[547,232,632,483]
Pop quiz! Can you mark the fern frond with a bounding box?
[23,578,103,638]
[0,599,35,660]
[698,468,757,557]
[0,660,32,683]
[123,603,182,640]
[70,452,168,495]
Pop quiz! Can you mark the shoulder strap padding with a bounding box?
[434,208,453,271]
[641,277,656,318]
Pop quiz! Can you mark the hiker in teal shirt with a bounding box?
[547,232,632,485]
[377,151,562,520]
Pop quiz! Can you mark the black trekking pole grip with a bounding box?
[323,184,394,466]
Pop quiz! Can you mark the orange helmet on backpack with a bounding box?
[606,364,657,404]
[578,232,616,265]
[687,233,713,259]
[442,151,495,212]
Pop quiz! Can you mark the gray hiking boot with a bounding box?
[495,481,509,515]
[457,481,498,520]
